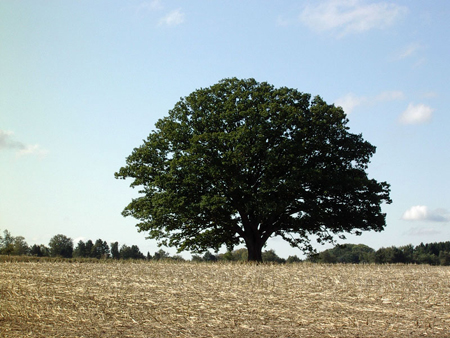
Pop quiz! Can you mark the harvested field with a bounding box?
[1,262,449,337]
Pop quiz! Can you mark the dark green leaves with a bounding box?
[116,78,391,260]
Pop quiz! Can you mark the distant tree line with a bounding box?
[0,229,299,262]
[307,243,450,266]
[1,229,449,265]
[0,230,151,260]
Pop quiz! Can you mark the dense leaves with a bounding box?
[0,230,30,256]
[116,78,391,261]
[49,234,73,258]
[308,242,450,265]
[73,239,110,259]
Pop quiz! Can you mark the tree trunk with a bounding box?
[245,237,264,262]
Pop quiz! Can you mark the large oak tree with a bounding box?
[116,78,391,262]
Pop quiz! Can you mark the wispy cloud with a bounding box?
[132,2,185,27]
[335,90,404,114]
[405,227,442,237]
[335,93,366,114]
[299,0,407,37]
[402,205,449,222]
[17,144,48,157]
[375,91,405,101]
[398,103,433,125]
[158,8,185,27]
[0,130,48,158]
[136,0,163,14]
[276,15,291,27]
[0,130,23,150]
[395,42,422,60]
[335,94,434,124]
[392,42,426,68]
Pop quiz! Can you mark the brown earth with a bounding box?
[1,261,449,337]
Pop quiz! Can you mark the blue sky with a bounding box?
[1,0,449,259]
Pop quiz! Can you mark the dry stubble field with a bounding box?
[1,261,449,338]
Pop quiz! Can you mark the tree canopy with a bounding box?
[48,234,73,258]
[115,78,391,261]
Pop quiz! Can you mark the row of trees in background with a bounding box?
[1,229,449,265]
[0,229,291,262]
[307,243,450,265]
[0,230,150,260]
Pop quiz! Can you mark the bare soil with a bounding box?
[1,261,449,337]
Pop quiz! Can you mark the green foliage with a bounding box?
[12,236,29,256]
[49,234,73,258]
[191,254,203,262]
[0,230,15,255]
[92,239,110,259]
[0,231,30,256]
[119,244,145,260]
[286,255,302,263]
[85,240,94,256]
[72,238,146,260]
[414,252,439,265]
[73,239,110,259]
[5,226,450,266]
[111,242,120,259]
[217,251,235,261]
[317,250,337,263]
[438,251,450,266]
[40,245,50,257]
[374,247,406,264]
[202,251,217,262]
[217,248,248,261]
[261,249,286,263]
[374,241,450,265]
[153,249,170,260]
[215,248,286,263]
[398,244,414,263]
[73,240,87,258]
[170,255,186,261]
[337,244,374,263]
[116,78,391,261]
[310,241,450,265]
[308,244,375,263]
[30,244,42,257]
[29,244,49,257]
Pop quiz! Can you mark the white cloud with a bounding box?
[398,103,433,125]
[276,15,291,27]
[0,129,48,158]
[299,0,407,37]
[335,93,366,114]
[0,130,23,150]
[335,90,404,114]
[17,144,49,158]
[402,205,449,222]
[392,43,426,69]
[395,42,422,60]
[159,8,185,26]
[136,0,163,13]
[335,95,434,124]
